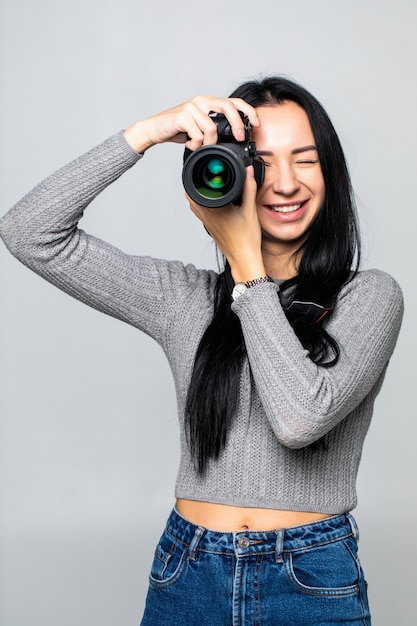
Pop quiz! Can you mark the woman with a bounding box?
[0,77,403,625]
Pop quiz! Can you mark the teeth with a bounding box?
[269,203,302,213]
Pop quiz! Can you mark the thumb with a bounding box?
[241,165,258,207]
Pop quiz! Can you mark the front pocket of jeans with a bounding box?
[284,537,361,597]
[149,532,188,589]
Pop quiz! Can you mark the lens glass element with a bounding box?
[193,156,234,199]
[207,159,225,187]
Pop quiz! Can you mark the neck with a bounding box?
[262,244,302,281]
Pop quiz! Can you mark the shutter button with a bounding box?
[238,537,250,548]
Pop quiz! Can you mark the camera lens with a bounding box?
[196,157,233,198]
[182,145,246,208]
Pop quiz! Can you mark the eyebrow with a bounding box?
[256,145,318,156]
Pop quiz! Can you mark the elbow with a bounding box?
[274,406,345,449]
[279,434,318,450]
[275,421,328,450]
[0,225,37,266]
[0,217,23,259]
[0,214,80,267]
[0,211,40,260]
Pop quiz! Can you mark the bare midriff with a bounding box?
[176,499,334,532]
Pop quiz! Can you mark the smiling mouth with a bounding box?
[266,202,304,214]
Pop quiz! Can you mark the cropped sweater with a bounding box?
[0,132,404,514]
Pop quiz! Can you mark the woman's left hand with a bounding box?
[187,166,266,284]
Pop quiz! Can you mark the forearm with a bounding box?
[232,272,404,447]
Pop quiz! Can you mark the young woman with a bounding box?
[0,76,403,625]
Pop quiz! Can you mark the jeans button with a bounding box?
[238,537,250,548]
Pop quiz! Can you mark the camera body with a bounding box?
[182,112,265,209]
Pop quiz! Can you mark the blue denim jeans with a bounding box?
[140,508,371,625]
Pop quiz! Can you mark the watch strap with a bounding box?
[245,276,272,288]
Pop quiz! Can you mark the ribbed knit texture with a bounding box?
[0,132,404,514]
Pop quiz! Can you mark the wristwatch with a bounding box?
[231,276,271,301]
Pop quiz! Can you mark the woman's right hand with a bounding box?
[123,96,260,154]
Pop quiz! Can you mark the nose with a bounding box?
[270,162,300,196]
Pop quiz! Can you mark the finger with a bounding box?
[188,110,218,148]
[189,96,259,143]
[240,166,258,209]
[170,131,189,144]
[228,98,260,127]
[196,99,252,143]
[172,100,217,149]
[222,99,260,141]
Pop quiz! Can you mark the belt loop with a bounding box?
[188,526,205,561]
[275,529,284,563]
[346,513,360,541]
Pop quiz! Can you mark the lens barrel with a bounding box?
[182,145,247,209]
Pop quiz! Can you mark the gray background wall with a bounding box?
[0,1,415,624]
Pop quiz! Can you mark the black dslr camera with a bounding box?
[182,112,265,208]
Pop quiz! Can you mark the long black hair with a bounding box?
[185,76,361,473]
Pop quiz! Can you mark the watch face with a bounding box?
[232,283,247,300]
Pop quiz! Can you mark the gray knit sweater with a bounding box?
[0,132,404,514]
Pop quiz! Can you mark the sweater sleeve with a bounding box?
[231,272,404,448]
[0,132,209,345]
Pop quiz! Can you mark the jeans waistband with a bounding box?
[166,507,359,561]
